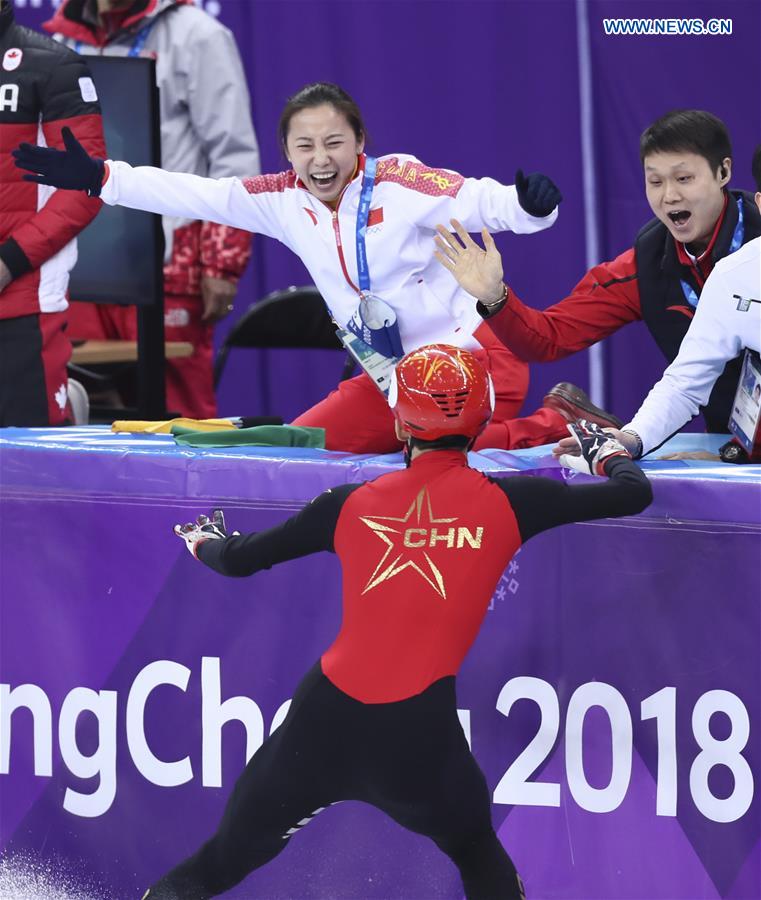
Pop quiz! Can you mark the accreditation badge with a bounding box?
[728,349,761,461]
[345,292,404,361]
[334,325,398,397]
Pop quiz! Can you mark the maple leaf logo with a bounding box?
[3,48,23,71]
[54,383,68,411]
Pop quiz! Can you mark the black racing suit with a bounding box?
[148,450,652,899]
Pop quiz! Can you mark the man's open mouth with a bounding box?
[668,210,692,227]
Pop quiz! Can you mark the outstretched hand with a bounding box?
[174,508,231,559]
[12,126,105,196]
[515,169,562,218]
[434,219,504,304]
[557,420,631,476]
[553,427,639,458]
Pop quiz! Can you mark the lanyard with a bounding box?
[340,155,404,359]
[73,18,155,56]
[355,155,377,296]
[126,19,155,56]
[680,196,744,308]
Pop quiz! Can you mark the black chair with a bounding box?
[213,285,356,389]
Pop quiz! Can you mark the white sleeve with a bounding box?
[447,176,558,234]
[381,156,558,234]
[625,267,742,454]
[100,161,285,241]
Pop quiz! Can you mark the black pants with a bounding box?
[147,664,525,900]
[0,313,71,427]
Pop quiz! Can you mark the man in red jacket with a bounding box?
[0,0,105,426]
[435,110,760,439]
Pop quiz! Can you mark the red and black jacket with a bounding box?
[0,0,105,319]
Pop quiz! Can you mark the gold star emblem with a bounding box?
[359,487,457,599]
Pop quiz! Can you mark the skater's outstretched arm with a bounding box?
[174,484,361,577]
[492,420,652,542]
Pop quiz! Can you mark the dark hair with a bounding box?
[278,82,366,151]
[639,110,732,174]
[752,144,761,192]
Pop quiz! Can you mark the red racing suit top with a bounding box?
[197,450,651,703]
[484,190,761,431]
[0,0,105,319]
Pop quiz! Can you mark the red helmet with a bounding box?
[388,344,494,441]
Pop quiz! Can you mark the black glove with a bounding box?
[174,509,230,559]
[559,419,631,477]
[515,169,562,217]
[12,126,105,197]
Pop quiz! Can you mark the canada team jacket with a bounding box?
[0,0,105,319]
[100,153,557,352]
[197,451,652,703]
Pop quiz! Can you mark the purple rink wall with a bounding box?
[0,428,759,899]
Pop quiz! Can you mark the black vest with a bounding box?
[634,190,761,432]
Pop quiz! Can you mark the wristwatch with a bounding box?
[621,429,644,460]
[719,440,750,463]
[478,283,509,317]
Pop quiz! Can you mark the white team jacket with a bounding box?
[100,153,557,352]
[626,235,761,454]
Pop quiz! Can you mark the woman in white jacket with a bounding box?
[15,81,577,452]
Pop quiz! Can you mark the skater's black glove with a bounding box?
[174,509,230,559]
[559,419,631,477]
